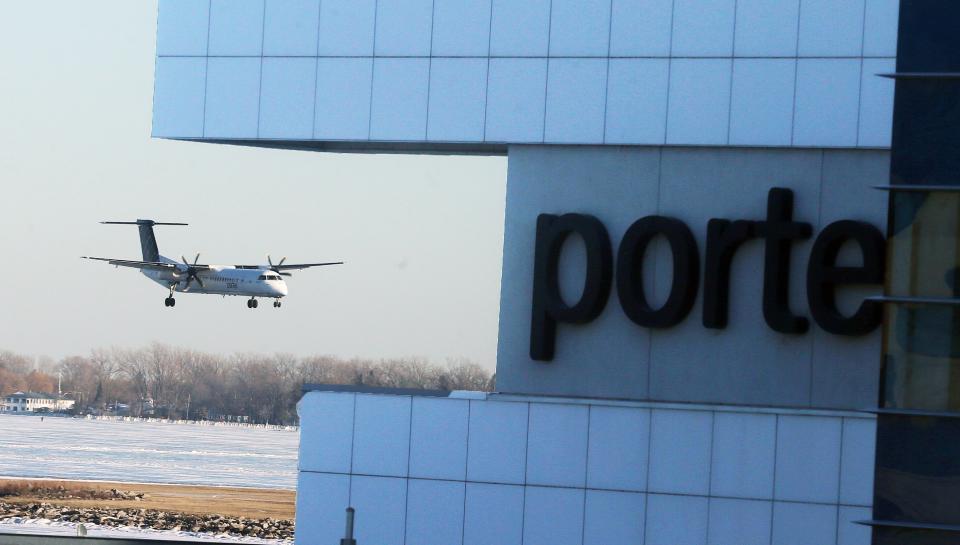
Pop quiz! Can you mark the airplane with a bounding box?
[83,220,342,309]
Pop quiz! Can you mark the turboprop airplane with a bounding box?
[83,220,342,308]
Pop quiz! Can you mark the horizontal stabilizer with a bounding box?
[101,220,188,226]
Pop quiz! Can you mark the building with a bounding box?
[2,392,75,413]
[153,1,955,544]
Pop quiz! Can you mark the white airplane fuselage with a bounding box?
[145,256,288,298]
[85,219,341,308]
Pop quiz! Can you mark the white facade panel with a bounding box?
[488,0,550,57]
[671,0,736,57]
[729,59,795,146]
[797,0,866,57]
[583,490,646,545]
[864,0,900,57]
[604,59,669,144]
[485,58,547,143]
[208,0,264,56]
[649,409,713,495]
[707,498,772,545]
[710,412,776,500]
[771,502,838,545]
[314,58,373,140]
[646,494,709,545]
[463,483,524,545]
[733,0,800,57]
[609,0,673,57]
[525,403,588,488]
[427,58,487,142]
[774,416,843,504]
[432,0,492,57]
[350,476,407,545]
[466,400,528,484]
[152,57,206,138]
[262,0,320,56]
[297,392,354,473]
[793,59,862,147]
[405,480,464,545]
[586,406,649,492]
[840,417,877,507]
[374,0,434,57]
[317,0,376,56]
[838,506,873,545]
[666,59,732,145]
[549,0,611,57]
[259,58,315,139]
[370,58,429,141]
[859,58,896,148]
[156,0,209,56]
[352,394,411,477]
[408,397,469,480]
[544,59,607,144]
[293,473,349,545]
[522,486,584,545]
[204,57,260,138]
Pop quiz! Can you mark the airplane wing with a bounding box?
[82,256,186,272]
[271,261,344,271]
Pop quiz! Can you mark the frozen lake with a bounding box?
[0,415,298,489]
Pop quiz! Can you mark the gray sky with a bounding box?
[0,1,506,369]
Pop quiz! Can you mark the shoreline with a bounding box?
[0,475,295,493]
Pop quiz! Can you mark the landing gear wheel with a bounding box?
[248,298,258,309]
[273,301,281,308]
[164,297,175,307]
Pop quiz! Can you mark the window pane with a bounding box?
[882,191,960,412]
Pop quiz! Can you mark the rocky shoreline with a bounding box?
[0,501,294,541]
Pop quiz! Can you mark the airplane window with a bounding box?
[258,275,265,280]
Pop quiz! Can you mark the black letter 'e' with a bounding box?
[806,220,885,336]
[616,216,699,328]
[530,214,613,361]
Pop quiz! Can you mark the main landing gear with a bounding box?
[247,298,282,309]
[164,286,176,307]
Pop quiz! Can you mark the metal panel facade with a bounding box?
[153,0,898,151]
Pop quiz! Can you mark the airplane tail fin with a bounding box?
[101,220,187,262]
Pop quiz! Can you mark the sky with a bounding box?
[0,1,507,370]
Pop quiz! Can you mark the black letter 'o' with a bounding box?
[616,216,699,328]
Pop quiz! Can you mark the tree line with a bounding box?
[0,344,494,425]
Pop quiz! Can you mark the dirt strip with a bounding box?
[0,479,295,519]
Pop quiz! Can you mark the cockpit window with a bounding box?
[258,275,266,280]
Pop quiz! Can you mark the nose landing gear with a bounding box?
[273,300,282,308]
[164,297,176,307]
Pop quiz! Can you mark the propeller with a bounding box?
[268,255,293,277]
[179,253,205,291]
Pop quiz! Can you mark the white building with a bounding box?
[153,1,959,544]
[2,391,75,413]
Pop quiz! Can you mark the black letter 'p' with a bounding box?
[530,214,613,361]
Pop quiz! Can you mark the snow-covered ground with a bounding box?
[0,415,298,489]
[0,517,292,544]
